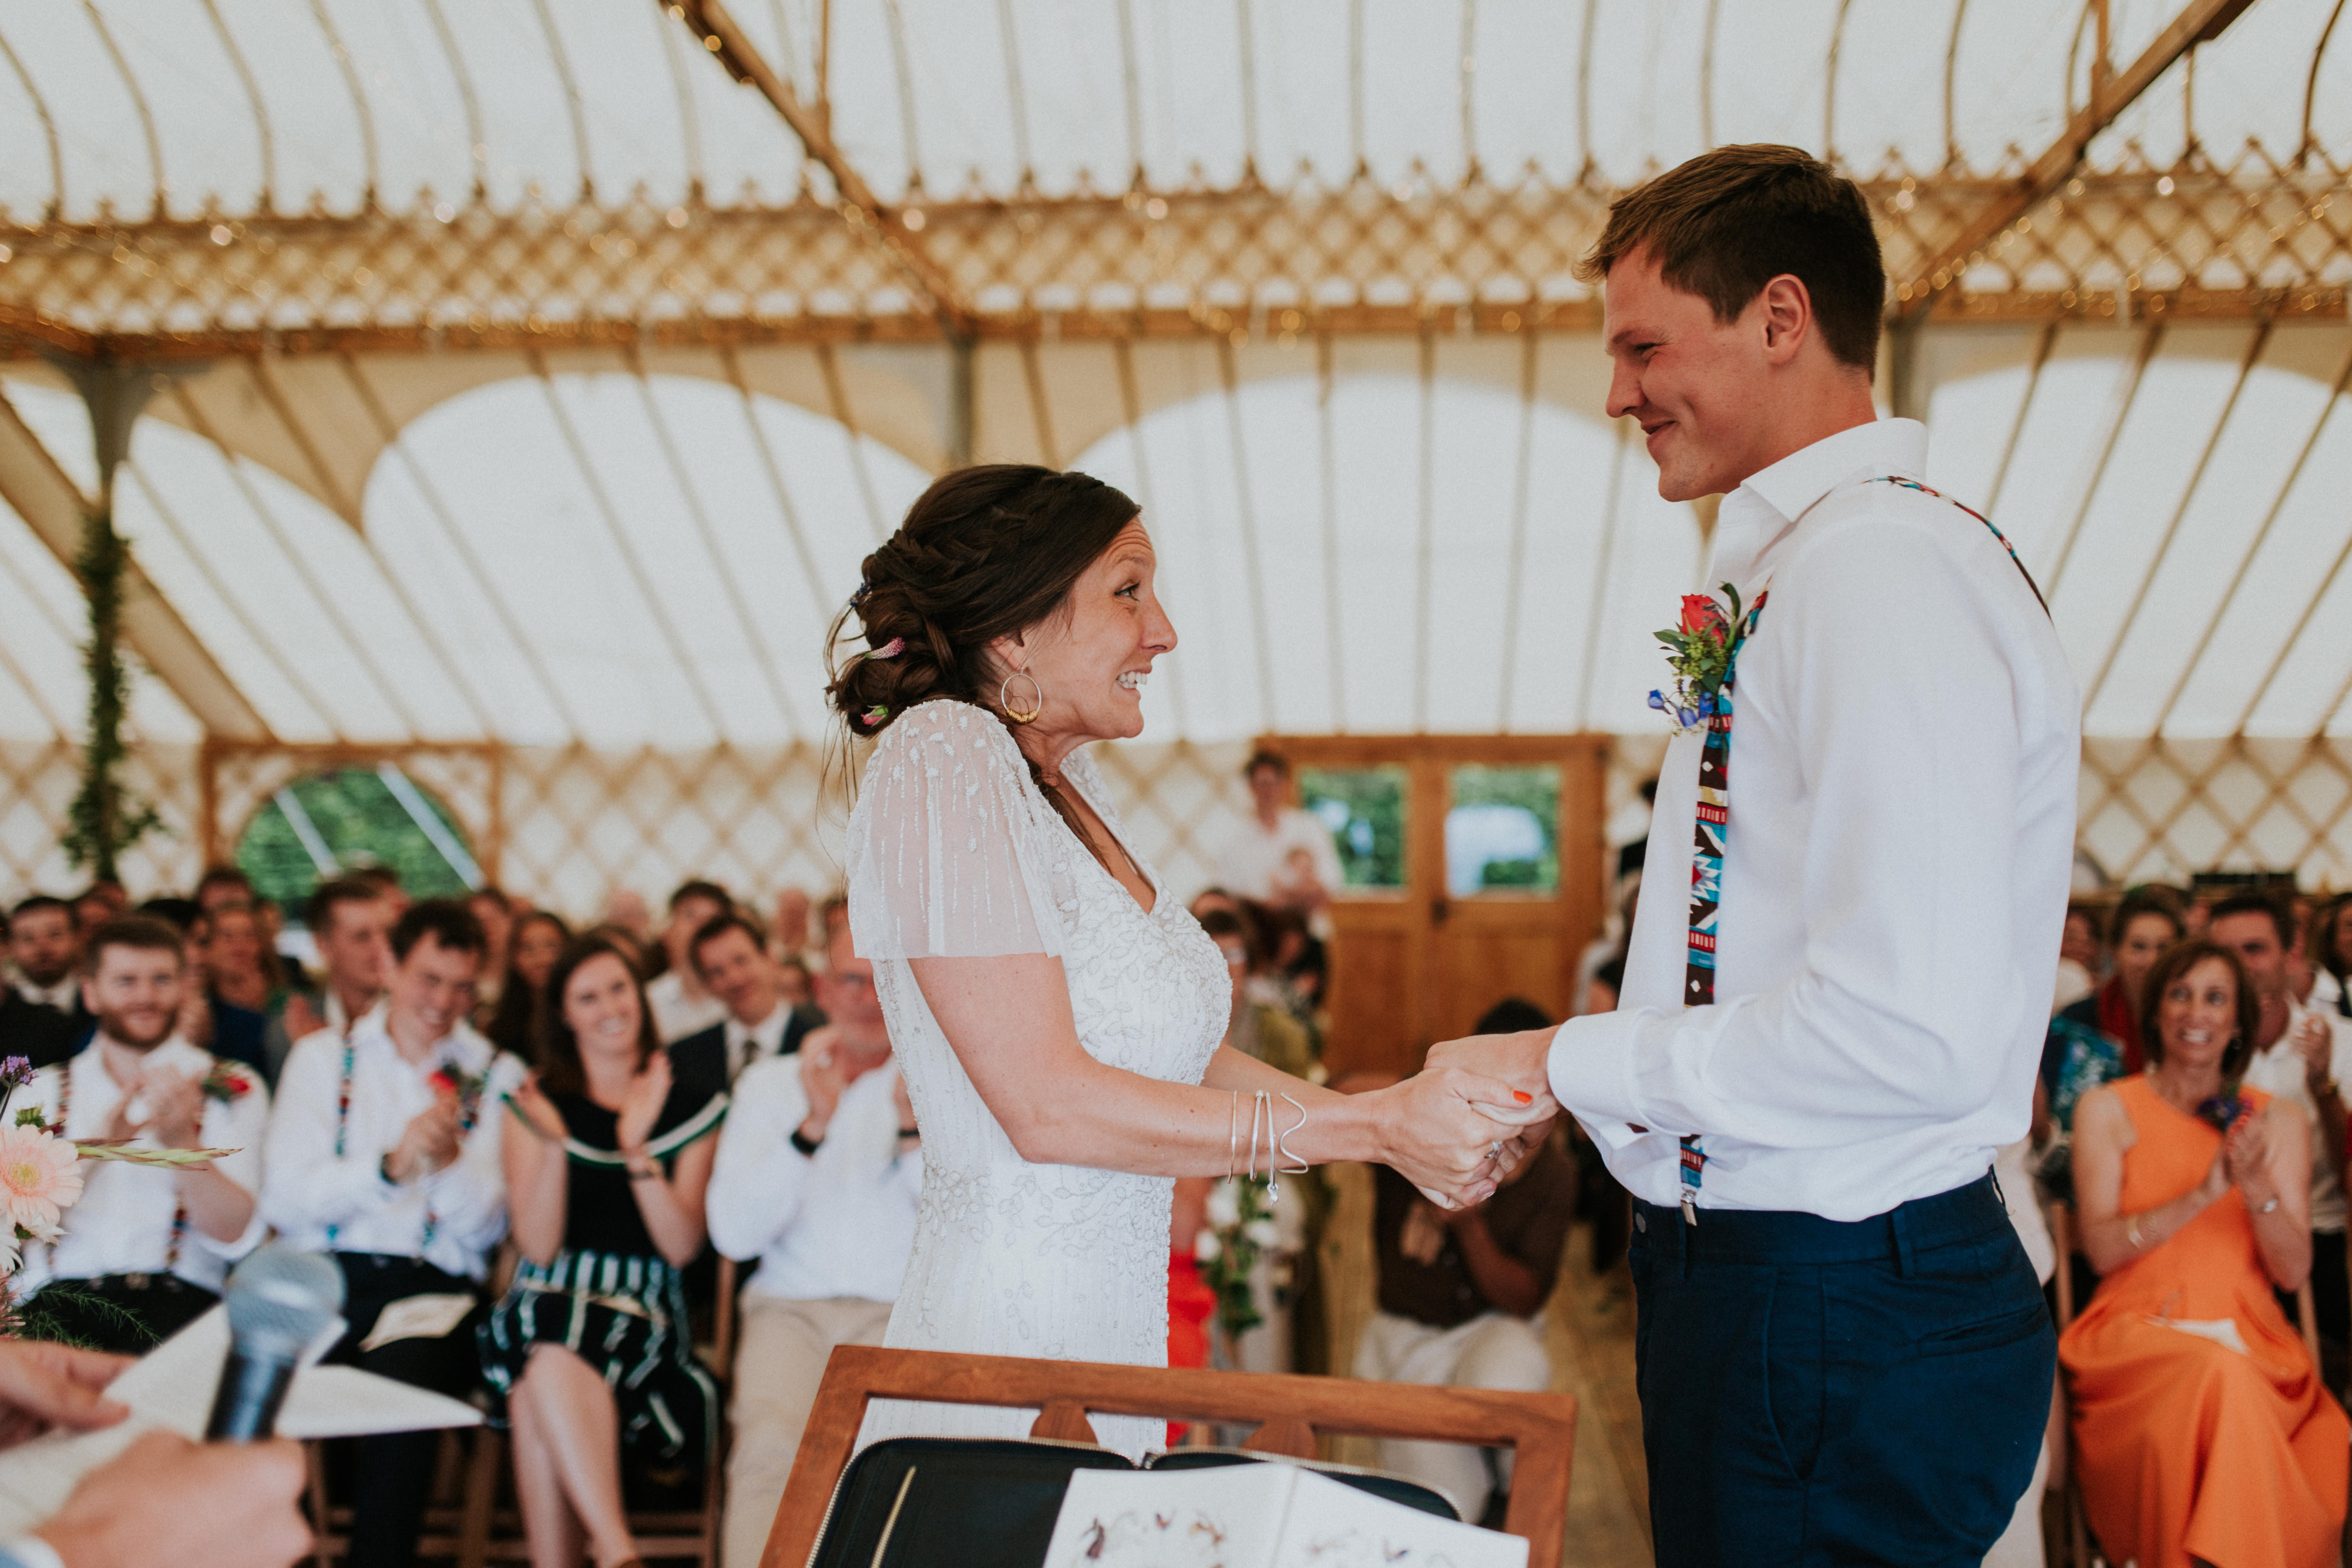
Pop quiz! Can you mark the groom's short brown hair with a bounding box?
[1578,144,1885,374]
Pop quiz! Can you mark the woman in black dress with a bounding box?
[481,935,726,1568]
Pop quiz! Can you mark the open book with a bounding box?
[1043,1461,1529,1568]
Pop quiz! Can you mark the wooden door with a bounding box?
[1267,735,1608,1080]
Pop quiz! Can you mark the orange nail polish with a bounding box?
[1514,1090,1532,1104]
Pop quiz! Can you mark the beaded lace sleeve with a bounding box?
[846,699,1067,960]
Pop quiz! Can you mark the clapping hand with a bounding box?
[2292,1012,2334,1092]
[798,1032,848,1143]
[508,1074,569,1143]
[615,1051,673,1157]
[385,1097,462,1183]
[2223,1104,2281,1211]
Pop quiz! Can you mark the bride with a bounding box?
[831,465,1549,1457]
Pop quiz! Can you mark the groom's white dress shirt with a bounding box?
[1550,418,2080,1221]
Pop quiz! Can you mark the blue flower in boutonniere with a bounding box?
[2196,1092,2247,1135]
[1649,584,1758,736]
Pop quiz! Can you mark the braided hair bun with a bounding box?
[826,465,1141,736]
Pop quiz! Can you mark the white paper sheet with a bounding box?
[0,1306,481,1538]
[1045,1462,1528,1568]
[359,1293,477,1351]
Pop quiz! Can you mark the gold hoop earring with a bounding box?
[1000,669,1045,724]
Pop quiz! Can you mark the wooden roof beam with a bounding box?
[0,384,270,740]
[1897,0,2261,320]
[672,0,976,339]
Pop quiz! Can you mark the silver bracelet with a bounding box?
[1274,1093,1309,1177]
[1227,1090,1239,1181]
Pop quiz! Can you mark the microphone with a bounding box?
[204,1242,346,1442]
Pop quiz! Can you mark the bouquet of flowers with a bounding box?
[1193,1178,1285,1342]
[0,1056,241,1336]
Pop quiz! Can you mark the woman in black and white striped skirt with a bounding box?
[481,934,728,1568]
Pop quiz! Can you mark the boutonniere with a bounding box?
[200,1061,255,1103]
[2197,1092,2247,1135]
[1650,585,1760,735]
[429,1062,489,1129]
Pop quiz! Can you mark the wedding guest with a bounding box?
[18,917,269,1352]
[770,887,812,964]
[600,889,653,948]
[2062,938,2347,1568]
[467,887,516,1027]
[278,878,393,1051]
[1198,910,1312,1081]
[2054,904,2102,1013]
[1354,1050,1576,1526]
[2043,888,2184,1132]
[191,902,275,1075]
[71,884,126,936]
[0,1340,309,1568]
[1215,754,1342,940]
[646,881,732,1045]
[484,936,725,1568]
[484,911,571,1061]
[2215,891,2352,1376]
[193,867,253,916]
[672,912,817,1087]
[263,900,521,1568]
[1188,886,1242,923]
[2310,891,2352,1017]
[350,865,408,923]
[708,922,916,1568]
[8,897,81,1014]
[2,897,81,1066]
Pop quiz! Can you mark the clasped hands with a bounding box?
[1378,1027,1561,1210]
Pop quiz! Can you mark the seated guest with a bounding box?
[708,923,915,1568]
[1198,910,1313,1081]
[263,900,521,1568]
[484,910,571,1061]
[2063,938,2349,1568]
[2045,888,2184,1133]
[192,902,275,1075]
[466,887,516,1027]
[2055,902,2103,1013]
[646,881,732,1045]
[271,878,394,1076]
[2,896,82,1066]
[673,912,820,1088]
[484,936,726,1568]
[1353,1037,1577,1526]
[2217,892,2352,1378]
[18,916,268,1351]
[350,864,408,923]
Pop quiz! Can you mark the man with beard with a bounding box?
[1,898,83,1066]
[17,917,270,1352]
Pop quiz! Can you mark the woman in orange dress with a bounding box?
[2062,937,2349,1568]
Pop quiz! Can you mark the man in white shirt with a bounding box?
[270,878,391,1079]
[17,916,269,1353]
[1214,752,1343,936]
[671,913,819,1088]
[2216,892,2352,1379]
[263,900,521,1568]
[1432,146,2076,1565]
[645,880,733,1045]
[708,923,919,1568]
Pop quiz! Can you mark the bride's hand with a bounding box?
[1372,1065,1553,1209]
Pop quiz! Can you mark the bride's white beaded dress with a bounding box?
[845,698,1229,1458]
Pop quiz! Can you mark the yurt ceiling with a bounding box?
[0,0,2347,757]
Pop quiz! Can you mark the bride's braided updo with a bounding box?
[825,464,1141,739]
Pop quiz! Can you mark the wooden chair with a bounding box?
[755,1345,1580,1568]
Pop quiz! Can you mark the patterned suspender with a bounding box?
[1676,477,2047,1224]
[55,1059,190,1270]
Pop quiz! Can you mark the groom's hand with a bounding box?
[1426,1028,1559,1118]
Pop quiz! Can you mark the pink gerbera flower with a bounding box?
[0,1126,81,1233]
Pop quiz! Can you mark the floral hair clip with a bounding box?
[859,704,890,728]
[866,637,904,659]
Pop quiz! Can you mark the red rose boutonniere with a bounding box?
[1650,583,1760,735]
[200,1061,255,1103]
[429,1063,489,1132]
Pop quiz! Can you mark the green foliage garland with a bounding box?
[63,505,162,880]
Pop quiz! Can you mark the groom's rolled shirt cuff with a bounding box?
[1548,1011,1656,1152]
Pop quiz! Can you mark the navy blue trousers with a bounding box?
[1629,1174,2053,1566]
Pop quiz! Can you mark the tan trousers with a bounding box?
[1352,1307,1553,1522]
[722,1295,896,1568]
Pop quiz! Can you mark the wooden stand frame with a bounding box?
[758,1346,1579,1568]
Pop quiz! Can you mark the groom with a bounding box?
[1437,145,2078,1563]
